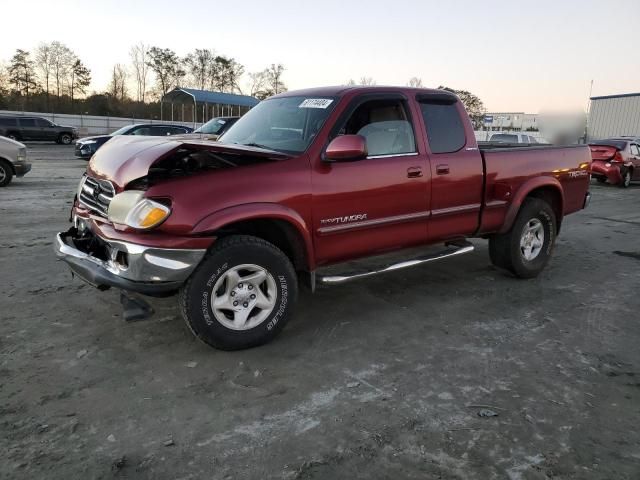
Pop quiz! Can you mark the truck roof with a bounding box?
[272,85,449,99]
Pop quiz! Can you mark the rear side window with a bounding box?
[19,118,36,127]
[631,144,640,155]
[419,101,466,153]
[0,118,18,127]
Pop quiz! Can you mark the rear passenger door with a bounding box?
[416,93,484,241]
[18,118,38,140]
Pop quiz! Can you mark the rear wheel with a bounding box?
[489,198,556,278]
[0,160,13,187]
[620,168,631,188]
[179,235,298,350]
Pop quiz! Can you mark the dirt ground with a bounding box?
[1,143,639,480]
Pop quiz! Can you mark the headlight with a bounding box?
[108,191,171,229]
[17,147,27,162]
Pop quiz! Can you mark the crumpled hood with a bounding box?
[87,136,290,189]
[77,134,111,143]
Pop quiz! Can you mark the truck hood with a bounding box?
[87,135,290,188]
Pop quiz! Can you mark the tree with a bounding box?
[265,63,286,95]
[345,79,356,86]
[35,43,54,109]
[50,41,73,99]
[407,77,423,88]
[130,43,150,102]
[248,70,267,97]
[438,85,485,127]
[185,48,214,90]
[69,58,91,105]
[359,77,376,86]
[209,56,244,93]
[146,47,182,97]
[108,64,128,101]
[8,49,38,98]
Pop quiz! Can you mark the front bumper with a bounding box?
[14,162,32,177]
[54,228,206,296]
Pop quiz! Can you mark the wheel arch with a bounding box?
[0,156,15,174]
[499,178,564,234]
[192,203,315,271]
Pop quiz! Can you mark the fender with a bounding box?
[499,176,564,234]
[192,202,316,269]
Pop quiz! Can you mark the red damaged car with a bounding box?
[589,138,640,188]
[55,86,592,350]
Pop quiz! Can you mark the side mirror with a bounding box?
[324,135,367,162]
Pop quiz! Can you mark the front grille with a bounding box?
[79,176,115,217]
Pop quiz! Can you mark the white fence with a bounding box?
[0,110,200,136]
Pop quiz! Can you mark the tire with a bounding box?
[489,198,556,279]
[59,133,72,145]
[6,132,19,141]
[620,168,631,188]
[0,160,13,187]
[179,235,298,350]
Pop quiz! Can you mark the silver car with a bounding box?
[0,136,31,187]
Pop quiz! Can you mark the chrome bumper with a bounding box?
[584,192,591,209]
[54,229,206,295]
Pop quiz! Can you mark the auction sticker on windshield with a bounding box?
[299,99,333,109]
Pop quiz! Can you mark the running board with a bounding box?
[317,241,474,285]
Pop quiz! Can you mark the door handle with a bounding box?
[436,164,450,175]
[407,167,423,178]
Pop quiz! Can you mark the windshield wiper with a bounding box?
[238,142,278,152]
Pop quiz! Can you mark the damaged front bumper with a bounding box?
[54,228,206,296]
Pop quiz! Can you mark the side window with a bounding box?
[419,101,466,153]
[131,127,152,136]
[168,127,186,135]
[631,144,640,156]
[150,126,171,136]
[338,98,416,157]
[0,118,18,127]
[20,118,37,127]
[35,118,52,127]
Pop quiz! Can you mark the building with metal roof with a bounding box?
[161,88,260,127]
[588,92,640,141]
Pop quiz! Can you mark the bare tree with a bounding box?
[35,43,54,109]
[266,64,286,95]
[359,76,376,86]
[50,41,73,100]
[407,77,423,88]
[345,79,356,86]
[248,70,267,97]
[108,64,128,101]
[130,43,150,102]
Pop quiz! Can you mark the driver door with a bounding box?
[311,94,430,266]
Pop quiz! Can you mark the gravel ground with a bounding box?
[1,144,639,479]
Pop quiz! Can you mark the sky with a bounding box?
[0,0,638,113]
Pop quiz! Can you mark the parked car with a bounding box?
[0,115,78,144]
[589,138,640,188]
[190,116,239,141]
[490,133,541,144]
[0,136,31,187]
[74,123,194,159]
[56,86,592,350]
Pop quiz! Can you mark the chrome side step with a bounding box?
[317,241,474,285]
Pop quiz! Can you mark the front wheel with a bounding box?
[0,160,13,187]
[489,198,557,278]
[179,235,298,350]
[59,133,73,145]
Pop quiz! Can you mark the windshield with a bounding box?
[110,125,135,136]
[195,118,231,135]
[220,96,337,154]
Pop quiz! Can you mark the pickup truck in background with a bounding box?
[55,86,592,350]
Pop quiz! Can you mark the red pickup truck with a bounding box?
[55,86,592,350]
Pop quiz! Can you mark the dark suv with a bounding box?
[0,116,78,144]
